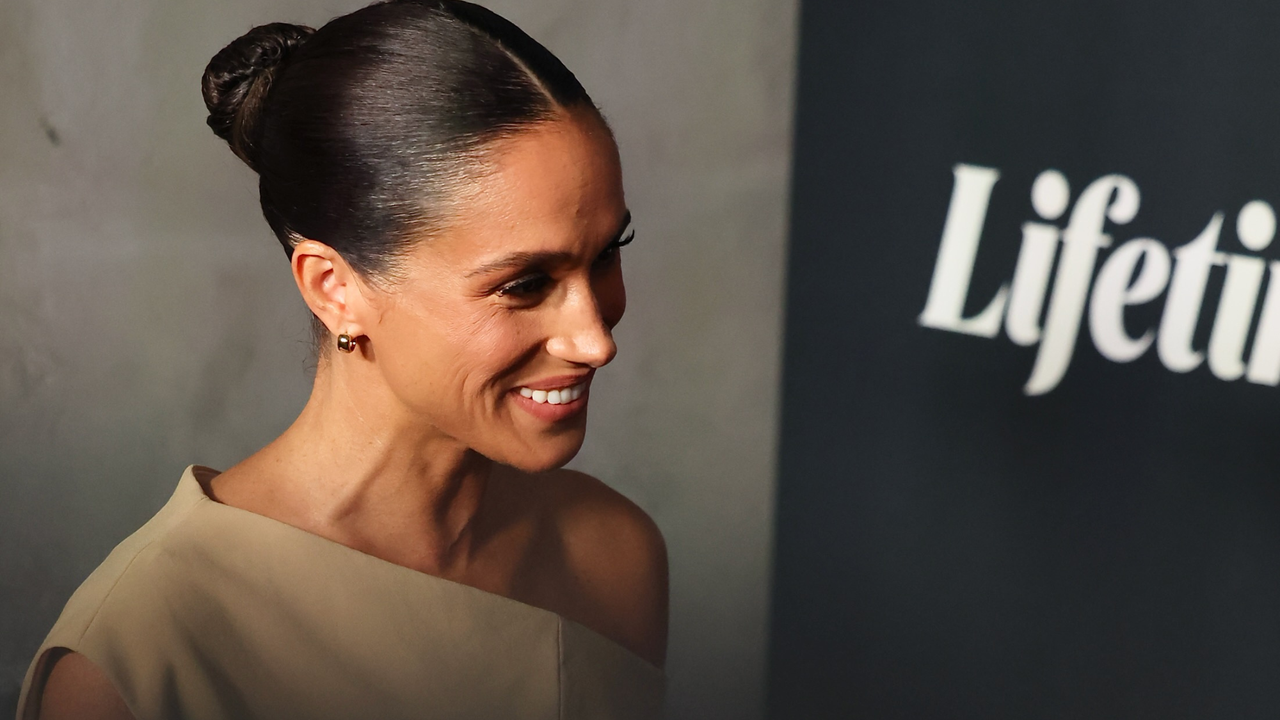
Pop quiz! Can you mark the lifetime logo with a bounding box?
[920,164,1280,395]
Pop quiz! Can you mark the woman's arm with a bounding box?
[38,651,135,720]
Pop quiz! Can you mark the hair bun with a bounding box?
[202,22,314,170]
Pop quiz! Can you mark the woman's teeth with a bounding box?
[519,383,586,405]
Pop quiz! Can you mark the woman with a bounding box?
[17,1,668,718]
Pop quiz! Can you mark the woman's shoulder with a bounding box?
[20,469,213,719]
[44,471,210,647]
[538,469,666,565]
[511,467,669,667]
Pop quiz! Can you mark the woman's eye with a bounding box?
[594,230,635,268]
[594,245,619,267]
[496,273,551,299]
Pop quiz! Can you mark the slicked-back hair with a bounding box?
[202,0,601,281]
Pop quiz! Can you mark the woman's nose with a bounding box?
[545,287,618,368]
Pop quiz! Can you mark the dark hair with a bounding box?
[201,0,600,283]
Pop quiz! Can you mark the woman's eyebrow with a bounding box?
[467,250,574,278]
[465,210,633,278]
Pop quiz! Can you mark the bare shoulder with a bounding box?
[37,651,134,720]
[543,469,666,560]
[534,468,669,667]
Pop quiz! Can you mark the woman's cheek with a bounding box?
[374,301,471,409]
[443,306,543,385]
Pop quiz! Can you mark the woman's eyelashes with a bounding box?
[495,272,551,299]
[593,230,635,269]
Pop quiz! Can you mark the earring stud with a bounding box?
[337,333,357,353]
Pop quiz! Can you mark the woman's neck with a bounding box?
[212,353,495,576]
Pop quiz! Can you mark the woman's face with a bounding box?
[362,112,628,472]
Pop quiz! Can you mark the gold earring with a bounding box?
[336,333,357,353]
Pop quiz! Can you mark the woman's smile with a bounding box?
[511,371,594,421]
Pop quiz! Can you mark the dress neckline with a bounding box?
[177,464,664,675]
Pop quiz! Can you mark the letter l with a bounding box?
[919,164,1009,338]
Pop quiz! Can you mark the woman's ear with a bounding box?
[290,239,371,337]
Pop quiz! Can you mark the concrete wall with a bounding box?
[0,1,797,717]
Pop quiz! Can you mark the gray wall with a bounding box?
[0,1,797,718]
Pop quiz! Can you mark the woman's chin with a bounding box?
[494,433,586,474]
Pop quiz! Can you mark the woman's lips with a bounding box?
[511,376,591,422]
[517,372,593,391]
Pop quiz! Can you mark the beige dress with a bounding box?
[17,465,665,720]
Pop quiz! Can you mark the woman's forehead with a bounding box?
[434,118,626,260]
[486,116,621,212]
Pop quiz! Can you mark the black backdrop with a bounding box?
[768,1,1280,718]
